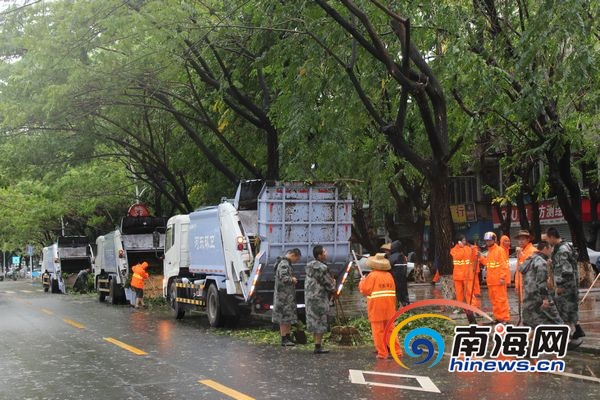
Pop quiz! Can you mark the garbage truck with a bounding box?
[94,203,166,304]
[42,236,93,294]
[163,181,353,327]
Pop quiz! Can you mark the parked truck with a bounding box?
[163,181,353,327]
[42,236,93,294]
[94,203,166,305]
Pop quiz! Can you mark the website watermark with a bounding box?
[383,300,570,373]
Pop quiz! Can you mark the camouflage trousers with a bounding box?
[522,298,563,328]
[554,286,579,325]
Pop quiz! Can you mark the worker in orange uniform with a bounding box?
[359,253,401,360]
[451,235,472,304]
[131,261,150,309]
[468,239,481,308]
[479,232,510,323]
[500,235,511,258]
[514,230,536,304]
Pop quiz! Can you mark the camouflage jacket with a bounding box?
[551,242,578,288]
[305,260,335,303]
[520,252,551,302]
[272,257,298,324]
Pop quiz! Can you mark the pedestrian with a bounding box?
[359,253,401,360]
[388,240,410,307]
[519,241,563,328]
[273,248,301,347]
[305,245,336,354]
[500,235,511,258]
[130,261,149,309]
[450,235,472,306]
[73,266,91,293]
[514,230,536,305]
[545,228,585,345]
[479,232,510,323]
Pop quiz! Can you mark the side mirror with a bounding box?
[152,231,160,249]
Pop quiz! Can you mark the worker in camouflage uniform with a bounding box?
[546,228,585,347]
[273,248,301,347]
[305,245,336,354]
[519,241,563,328]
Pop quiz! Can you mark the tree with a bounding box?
[308,1,456,282]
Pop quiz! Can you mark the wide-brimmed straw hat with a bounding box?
[379,243,392,251]
[366,253,391,271]
[514,230,532,239]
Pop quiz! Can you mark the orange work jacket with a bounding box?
[469,245,480,278]
[515,241,536,296]
[131,264,149,290]
[500,235,511,258]
[480,244,509,286]
[359,270,397,322]
[450,244,471,281]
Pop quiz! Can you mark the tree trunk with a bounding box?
[530,197,542,243]
[546,144,593,287]
[516,192,529,231]
[429,172,454,277]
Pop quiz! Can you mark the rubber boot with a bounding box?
[314,344,329,354]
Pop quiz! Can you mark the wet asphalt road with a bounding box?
[1,280,599,400]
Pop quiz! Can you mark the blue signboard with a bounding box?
[12,256,20,265]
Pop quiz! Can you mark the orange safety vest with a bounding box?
[451,244,471,281]
[130,264,149,290]
[359,270,397,322]
[480,244,509,286]
[515,242,536,298]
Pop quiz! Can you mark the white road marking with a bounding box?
[349,370,440,393]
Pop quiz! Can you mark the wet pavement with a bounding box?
[0,279,599,399]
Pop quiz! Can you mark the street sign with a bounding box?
[12,256,20,265]
[27,245,33,256]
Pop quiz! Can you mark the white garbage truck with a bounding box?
[42,236,93,294]
[163,181,353,327]
[94,204,166,304]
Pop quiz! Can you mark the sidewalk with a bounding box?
[408,283,600,355]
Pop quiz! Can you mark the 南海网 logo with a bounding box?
[384,299,493,369]
[384,300,569,373]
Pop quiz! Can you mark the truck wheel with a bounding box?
[170,282,185,320]
[110,279,123,305]
[207,284,223,328]
[51,279,60,293]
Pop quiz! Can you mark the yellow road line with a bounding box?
[103,337,148,356]
[199,379,255,400]
[63,319,86,329]
[20,290,33,293]
[41,308,54,315]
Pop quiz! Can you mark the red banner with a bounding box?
[492,199,599,228]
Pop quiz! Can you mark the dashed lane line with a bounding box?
[63,318,86,329]
[199,380,255,400]
[41,308,54,315]
[103,337,148,356]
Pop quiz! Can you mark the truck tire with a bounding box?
[110,278,123,305]
[98,278,106,302]
[51,279,60,294]
[170,282,185,320]
[206,284,224,328]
